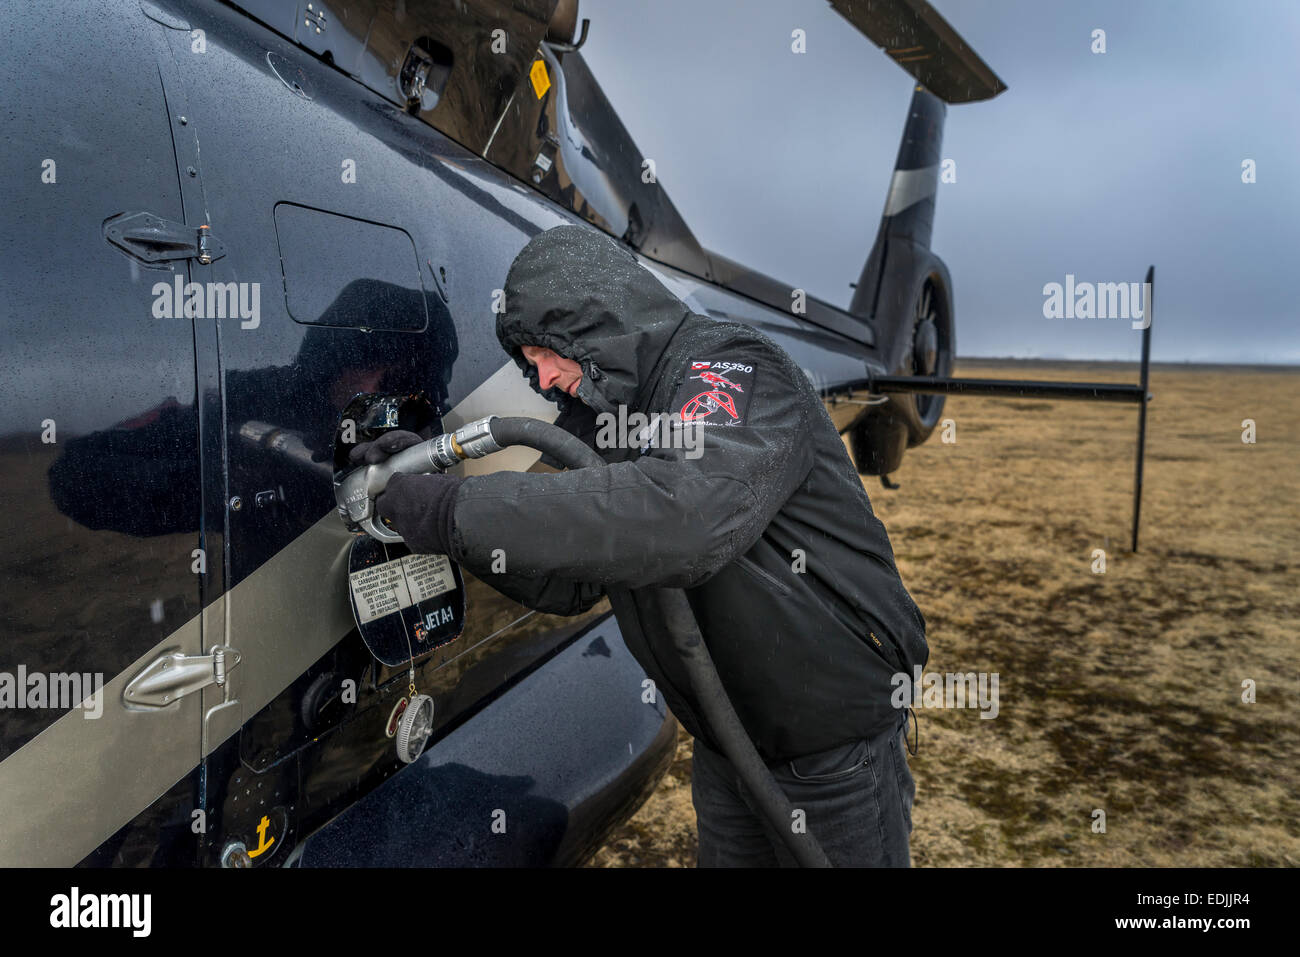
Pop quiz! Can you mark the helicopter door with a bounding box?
[0,1,205,866]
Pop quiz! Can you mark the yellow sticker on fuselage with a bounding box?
[530,59,550,99]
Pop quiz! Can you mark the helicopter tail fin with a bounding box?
[849,85,946,319]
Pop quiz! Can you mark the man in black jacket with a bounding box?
[357,224,927,866]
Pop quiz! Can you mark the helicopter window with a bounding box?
[272,202,429,332]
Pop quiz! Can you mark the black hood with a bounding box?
[497,225,691,415]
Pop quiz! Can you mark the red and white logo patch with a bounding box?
[680,390,739,422]
[691,370,744,393]
[671,359,756,426]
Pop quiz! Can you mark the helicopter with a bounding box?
[0,0,1151,866]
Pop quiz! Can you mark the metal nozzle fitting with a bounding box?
[424,416,500,470]
[453,416,501,460]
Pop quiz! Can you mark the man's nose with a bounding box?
[537,361,558,390]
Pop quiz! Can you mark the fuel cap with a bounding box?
[395,693,435,764]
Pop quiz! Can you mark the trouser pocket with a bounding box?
[785,738,871,783]
[765,724,911,866]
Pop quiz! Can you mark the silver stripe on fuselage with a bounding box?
[0,360,555,867]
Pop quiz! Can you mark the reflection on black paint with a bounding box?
[223,279,458,579]
[47,398,202,538]
[46,280,458,542]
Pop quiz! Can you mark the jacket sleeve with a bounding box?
[448,337,816,590]
[477,569,605,617]
[462,405,606,616]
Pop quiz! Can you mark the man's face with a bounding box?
[521,345,583,398]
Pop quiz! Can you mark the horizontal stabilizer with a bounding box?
[829,0,1006,103]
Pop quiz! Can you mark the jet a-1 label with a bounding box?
[346,539,466,666]
[672,359,756,426]
[348,553,457,624]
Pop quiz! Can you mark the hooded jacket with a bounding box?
[447,224,928,762]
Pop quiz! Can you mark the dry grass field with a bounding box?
[587,359,1300,867]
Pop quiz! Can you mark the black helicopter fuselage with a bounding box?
[0,0,908,866]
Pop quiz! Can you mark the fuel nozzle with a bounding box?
[334,416,501,543]
[423,415,501,470]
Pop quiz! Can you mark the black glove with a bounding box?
[375,471,464,555]
[348,429,425,466]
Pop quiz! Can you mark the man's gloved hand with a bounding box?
[375,472,464,555]
[348,429,425,466]
[348,430,463,553]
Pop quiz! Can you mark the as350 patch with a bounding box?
[669,359,756,426]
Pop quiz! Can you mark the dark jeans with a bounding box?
[692,716,915,867]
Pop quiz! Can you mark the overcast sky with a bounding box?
[576,0,1300,363]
